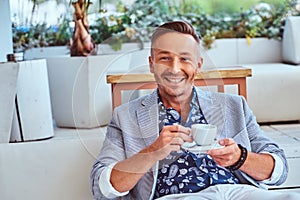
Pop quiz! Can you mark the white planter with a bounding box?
[201,38,239,68]
[23,43,150,61]
[10,59,54,142]
[46,53,135,128]
[96,42,151,73]
[0,62,19,143]
[24,46,70,60]
[97,42,149,55]
[23,43,151,128]
[237,38,282,64]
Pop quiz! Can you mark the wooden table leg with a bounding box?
[222,78,248,100]
[238,78,247,100]
[111,83,122,110]
[217,85,225,93]
[111,82,157,110]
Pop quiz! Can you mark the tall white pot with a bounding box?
[10,59,54,142]
[0,62,19,143]
[46,53,133,128]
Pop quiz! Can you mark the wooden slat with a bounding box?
[107,67,252,84]
[107,73,155,84]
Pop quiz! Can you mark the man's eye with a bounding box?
[160,57,170,61]
[181,57,190,61]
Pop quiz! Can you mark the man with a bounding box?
[91,21,297,199]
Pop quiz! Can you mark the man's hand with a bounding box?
[207,138,275,181]
[207,138,241,167]
[146,125,193,160]
[110,125,192,192]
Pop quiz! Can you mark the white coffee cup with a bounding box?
[191,124,217,146]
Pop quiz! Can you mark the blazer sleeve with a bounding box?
[90,107,127,200]
[240,96,288,186]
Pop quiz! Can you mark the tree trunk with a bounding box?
[70,0,95,56]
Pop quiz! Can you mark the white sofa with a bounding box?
[202,16,300,123]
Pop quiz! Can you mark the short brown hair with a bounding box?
[151,21,200,45]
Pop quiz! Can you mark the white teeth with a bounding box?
[170,79,181,83]
[166,77,184,83]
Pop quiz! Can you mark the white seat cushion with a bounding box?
[244,63,300,122]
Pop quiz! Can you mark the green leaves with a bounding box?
[12,0,300,52]
[12,19,72,52]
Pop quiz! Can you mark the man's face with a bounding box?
[149,32,202,102]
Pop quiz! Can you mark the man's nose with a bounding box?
[170,58,181,73]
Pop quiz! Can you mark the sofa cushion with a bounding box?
[282,16,300,64]
[244,63,300,123]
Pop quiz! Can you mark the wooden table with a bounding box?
[107,67,252,109]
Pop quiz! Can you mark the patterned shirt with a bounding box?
[154,89,239,198]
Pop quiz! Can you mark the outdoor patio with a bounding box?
[260,122,300,192]
[1,0,300,200]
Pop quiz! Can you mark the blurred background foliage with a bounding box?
[183,0,284,14]
[12,0,300,52]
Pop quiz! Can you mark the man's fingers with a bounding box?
[208,138,236,156]
[219,138,235,146]
[162,125,192,143]
[164,125,190,135]
[171,136,184,145]
[208,146,228,156]
[170,132,193,143]
[180,132,193,142]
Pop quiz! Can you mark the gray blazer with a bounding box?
[91,88,288,200]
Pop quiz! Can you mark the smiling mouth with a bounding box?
[164,76,185,83]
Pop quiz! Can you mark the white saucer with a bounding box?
[181,142,223,153]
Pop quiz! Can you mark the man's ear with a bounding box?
[196,57,203,73]
[149,56,154,73]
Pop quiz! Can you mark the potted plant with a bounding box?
[47,0,133,128]
[70,0,98,56]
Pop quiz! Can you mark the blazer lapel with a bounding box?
[196,88,226,139]
[136,91,159,147]
[136,91,160,196]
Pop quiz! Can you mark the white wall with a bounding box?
[0,0,13,62]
